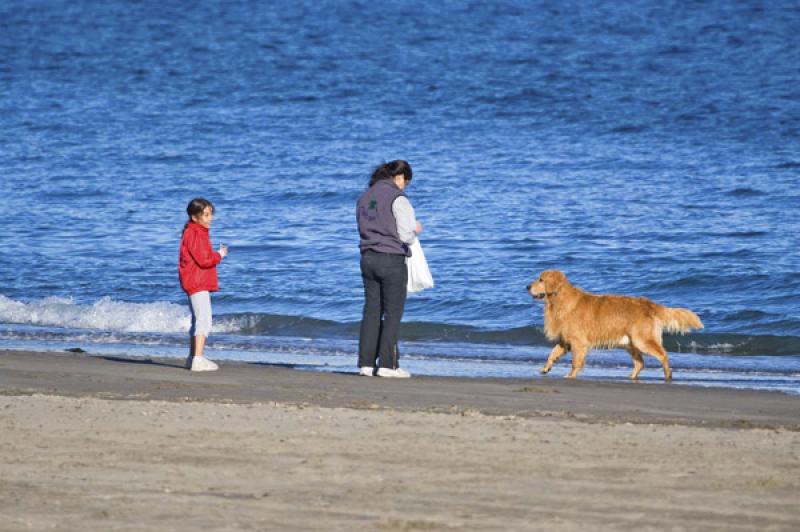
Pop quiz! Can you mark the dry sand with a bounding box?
[1,349,799,531]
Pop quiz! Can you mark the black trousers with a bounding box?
[358,250,408,369]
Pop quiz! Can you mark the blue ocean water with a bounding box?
[1,1,799,394]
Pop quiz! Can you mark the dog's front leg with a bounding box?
[540,344,567,375]
[566,344,588,379]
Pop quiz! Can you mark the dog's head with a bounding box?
[527,270,568,300]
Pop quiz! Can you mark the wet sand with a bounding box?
[1,349,799,530]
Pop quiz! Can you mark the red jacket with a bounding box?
[179,221,222,295]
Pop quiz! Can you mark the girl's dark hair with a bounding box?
[368,160,412,187]
[183,198,215,233]
[186,197,215,218]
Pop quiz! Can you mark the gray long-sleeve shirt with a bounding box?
[392,196,417,244]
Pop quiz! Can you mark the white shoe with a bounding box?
[377,367,411,378]
[190,356,219,372]
[359,366,375,377]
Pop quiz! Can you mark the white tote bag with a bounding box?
[406,238,434,293]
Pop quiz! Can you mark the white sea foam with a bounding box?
[689,340,736,353]
[0,294,195,334]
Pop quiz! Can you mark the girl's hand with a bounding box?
[219,244,228,258]
[415,221,423,234]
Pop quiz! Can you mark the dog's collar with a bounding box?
[535,291,558,300]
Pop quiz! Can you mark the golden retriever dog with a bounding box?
[527,270,703,381]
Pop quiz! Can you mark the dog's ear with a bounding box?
[545,270,568,291]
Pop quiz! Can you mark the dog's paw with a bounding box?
[539,367,550,375]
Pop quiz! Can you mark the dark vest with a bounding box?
[356,180,410,256]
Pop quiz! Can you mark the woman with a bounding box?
[356,160,422,378]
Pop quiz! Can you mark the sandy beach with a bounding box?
[1,349,798,531]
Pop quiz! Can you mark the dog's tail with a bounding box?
[657,307,704,334]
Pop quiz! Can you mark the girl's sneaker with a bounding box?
[190,356,219,372]
[358,366,375,376]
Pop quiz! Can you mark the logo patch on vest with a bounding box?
[360,200,378,221]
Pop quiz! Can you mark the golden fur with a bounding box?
[527,270,703,381]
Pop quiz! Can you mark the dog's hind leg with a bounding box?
[540,344,567,375]
[565,343,589,379]
[642,340,672,381]
[626,346,645,381]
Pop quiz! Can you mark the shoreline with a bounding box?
[4,330,799,398]
[2,349,798,429]
[2,349,799,531]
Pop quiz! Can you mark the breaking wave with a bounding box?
[1,295,799,356]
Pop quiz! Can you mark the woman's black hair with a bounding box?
[183,198,215,233]
[368,160,413,187]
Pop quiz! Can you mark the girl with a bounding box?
[179,198,228,371]
[356,160,422,378]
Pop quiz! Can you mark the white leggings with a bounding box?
[188,291,212,337]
